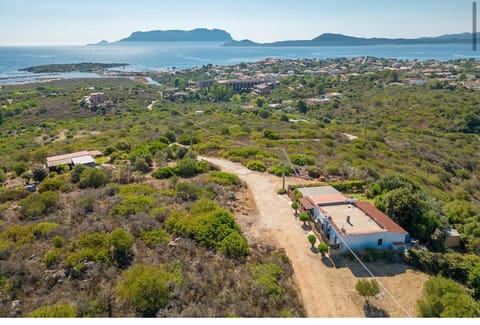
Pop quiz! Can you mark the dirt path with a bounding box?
[199,156,428,317]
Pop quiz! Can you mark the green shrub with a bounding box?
[306,166,322,178]
[417,276,480,317]
[44,249,60,268]
[118,184,155,196]
[206,171,241,186]
[109,228,134,255]
[218,231,249,258]
[29,304,76,317]
[175,182,200,201]
[52,235,66,248]
[406,249,480,285]
[263,129,281,140]
[116,263,182,316]
[79,168,107,188]
[38,178,68,193]
[268,164,293,177]
[0,225,34,248]
[152,166,175,179]
[32,165,48,182]
[247,160,266,172]
[71,165,87,183]
[112,195,154,217]
[0,169,6,184]
[318,243,329,255]
[18,191,59,219]
[290,154,315,166]
[251,262,285,298]
[0,187,29,203]
[176,158,198,178]
[33,222,59,238]
[141,229,171,247]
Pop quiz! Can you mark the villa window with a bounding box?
[377,239,383,246]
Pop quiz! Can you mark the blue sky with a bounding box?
[0,0,475,45]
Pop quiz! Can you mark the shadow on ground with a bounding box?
[330,255,409,277]
[364,302,390,317]
[301,224,312,231]
[321,256,335,268]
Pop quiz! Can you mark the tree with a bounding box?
[133,157,150,174]
[356,279,380,305]
[469,262,480,300]
[318,243,329,256]
[218,231,249,259]
[79,168,108,188]
[296,100,307,114]
[208,82,234,102]
[109,228,134,255]
[307,234,316,248]
[417,276,480,317]
[176,158,198,178]
[32,165,48,183]
[253,96,266,108]
[299,212,309,226]
[116,263,182,316]
[71,164,87,183]
[291,201,299,215]
[13,161,28,177]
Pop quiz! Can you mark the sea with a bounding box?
[1,42,480,84]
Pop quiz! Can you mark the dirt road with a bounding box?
[200,156,428,317]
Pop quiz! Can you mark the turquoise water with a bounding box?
[1,42,479,83]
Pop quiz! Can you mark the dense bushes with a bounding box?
[406,249,480,285]
[268,164,293,177]
[18,191,59,219]
[417,276,480,317]
[63,228,135,276]
[371,174,444,244]
[29,304,76,317]
[78,168,108,188]
[166,202,249,259]
[152,158,212,179]
[251,262,285,299]
[205,171,241,186]
[152,166,175,179]
[290,154,315,166]
[246,160,266,172]
[38,178,69,193]
[116,263,182,316]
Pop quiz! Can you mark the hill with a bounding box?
[117,28,233,43]
[224,32,474,47]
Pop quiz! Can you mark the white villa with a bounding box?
[298,186,409,255]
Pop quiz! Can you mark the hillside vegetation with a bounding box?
[1,59,480,316]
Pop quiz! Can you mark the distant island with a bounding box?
[20,62,128,73]
[87,29,476,47]
[224,32,475,47]
[116,28,233,43]
[87,40,109,46]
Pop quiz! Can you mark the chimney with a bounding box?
[346,215,351,224]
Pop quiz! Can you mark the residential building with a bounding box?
[46,151,102,169]
[297,186,409,255]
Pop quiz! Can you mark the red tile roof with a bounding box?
[299,197,314,210]
[354,201,408,234]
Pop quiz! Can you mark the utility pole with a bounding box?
[363,118,368,142]
[282,162,285,192]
